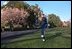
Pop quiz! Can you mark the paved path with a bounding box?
[1,29,40,44]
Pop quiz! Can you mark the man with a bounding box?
[35,13,47,41]
[40,14,47,42]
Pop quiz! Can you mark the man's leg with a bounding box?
[41,27,45,41]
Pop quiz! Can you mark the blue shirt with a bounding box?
[41,17,47,28]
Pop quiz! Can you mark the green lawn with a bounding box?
[1,27,71,48]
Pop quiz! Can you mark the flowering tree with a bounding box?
[1,7,29,31]
[1,1,44,31]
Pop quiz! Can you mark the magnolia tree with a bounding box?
[1,7,29,31]
[1,4,44,31]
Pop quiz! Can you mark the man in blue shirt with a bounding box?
[41,14,47,42]
[34,13,47,41]
[41,14,47,41]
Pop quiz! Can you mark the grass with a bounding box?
[1,27,71,48]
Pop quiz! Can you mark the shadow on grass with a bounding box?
[46,32,62,40]
[1,32,62,45]
[1,37,41,48]
[1,37,40,45]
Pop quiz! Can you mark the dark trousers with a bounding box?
[41,24,47,39]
